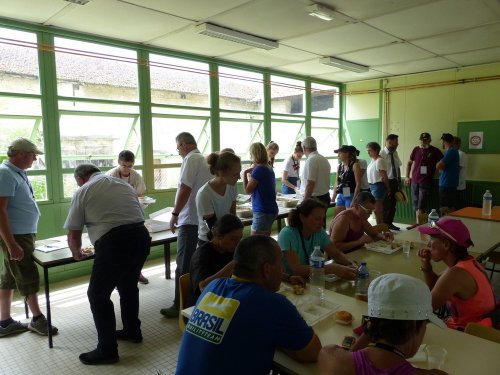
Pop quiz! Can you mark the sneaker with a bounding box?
[79,349,119,365]
[116,329,143,343]
[28,315,59,336]
[160,305,179,319]
[388,224,400,231]
[138,274,149,284]
[0,320,28,337]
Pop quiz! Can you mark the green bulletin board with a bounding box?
[457,120,500,154]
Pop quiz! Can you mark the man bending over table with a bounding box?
[64,164,150,365]
[176,235,321,375]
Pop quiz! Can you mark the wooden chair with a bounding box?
[484,250,500,280]
[178,273,191,332]
[417,213,429,225]
[464,322,500,344]
[372,223,389,233]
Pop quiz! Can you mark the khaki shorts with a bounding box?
[0,234,40,296]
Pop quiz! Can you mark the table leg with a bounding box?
[164,243,171,280]
[43,267,53,348]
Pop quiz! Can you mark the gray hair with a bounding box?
[233,236,277,279]
[302,136,317,151]
[176,132,197,146]
[74,163,101,179]
[353,191,376,206]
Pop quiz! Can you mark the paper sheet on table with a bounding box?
[149,207,173,222]
[35,241,68,253]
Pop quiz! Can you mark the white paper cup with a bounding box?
[425,345,447,370]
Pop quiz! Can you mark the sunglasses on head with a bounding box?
[429,221,458,243]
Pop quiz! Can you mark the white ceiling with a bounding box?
[1,0,500,83]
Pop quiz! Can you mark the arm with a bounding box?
[380,169,389,191]
[244,176,258,194]
[353,162,362,198]
[283,250,311,278]
[319,345,355,375]
[170,183,192,232]
[363,220,394,242]
[325,262,357,280]
[323,242,355,267]
[0,197,24,261]
[418,247,440,292]
[282,333,322,363]
[282,170,296,190]
[198,260,234,292]
[229,201,236,215]
[436,159,445,171]
[67,229,88,261]
[405,160,413,186]
[304,179,315,201]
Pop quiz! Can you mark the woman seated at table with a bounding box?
[418,217,497,330]
[329,191,393,253]
[189,214,244,305]
[319,274,448,375]
[278,198,357,280]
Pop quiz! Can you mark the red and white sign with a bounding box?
[469,131,483,149]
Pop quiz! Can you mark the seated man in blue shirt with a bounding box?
[176,235,321,375]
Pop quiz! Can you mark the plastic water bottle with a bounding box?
[355,261,370,301]
[483,190,493,216]
[309,246,325,302]
[428,209,439,226]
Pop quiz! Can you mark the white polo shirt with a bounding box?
[301,151,331,196]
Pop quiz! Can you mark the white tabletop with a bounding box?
[273,288,500,375]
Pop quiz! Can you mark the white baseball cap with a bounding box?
[368,273,446,329]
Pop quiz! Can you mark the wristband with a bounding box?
[171,212,179,217]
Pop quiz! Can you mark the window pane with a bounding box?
[312,118,340,170]
[153,167,181,190]
[219,67,263,112]
[219,119,264,161]
[270,120,305,167]
[150,54,209,107]
[151,115,211,189]
[271,76,305,115]
[31,175,47,200]
[0,97,45,170]
[311,83,339,118]
[59,110,142,169]
[0,27,40,95]
[54,37,138,101]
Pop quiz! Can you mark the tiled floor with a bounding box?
[1,221,499,375]
[0,257,182,375]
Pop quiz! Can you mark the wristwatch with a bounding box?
[171,212,179,217]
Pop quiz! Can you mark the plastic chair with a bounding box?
[372,224,389,233]
[484,250,500,280]
[178,273,191,331]
[464,322,500,344]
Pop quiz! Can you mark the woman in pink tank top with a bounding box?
[418,217,496,330]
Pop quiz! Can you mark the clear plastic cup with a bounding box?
[403,241,411,255]
[425,345,447,370]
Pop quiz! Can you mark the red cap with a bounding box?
[418,218,474,248]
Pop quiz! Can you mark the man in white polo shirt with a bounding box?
[300,136,331,210]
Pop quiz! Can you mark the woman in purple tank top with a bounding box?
[318,274,448,375]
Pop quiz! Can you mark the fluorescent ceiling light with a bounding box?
[196,23,278,50]
[63,0,92,4]
[308,4,335,21]
[320,57,369,73]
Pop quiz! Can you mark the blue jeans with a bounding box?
[88,223,150,356]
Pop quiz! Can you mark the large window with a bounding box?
[271,76,305,115]
[219,67,263,112]
[0,27,46,200]
[311,82,339,118]
[54,37,141,197]
[311,118,340,171]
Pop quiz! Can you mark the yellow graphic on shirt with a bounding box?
[186,292,240,344]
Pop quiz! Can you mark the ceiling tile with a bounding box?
[340,43,434,67]
[284,23,398,56]
[314,70,388,83]
[223,45,317,68]
[0,0,66,23]
[445,46,500,65]
[275,59,340,76]
[366,0,500,39]
[374,57,458,75]
[412,24,500,55]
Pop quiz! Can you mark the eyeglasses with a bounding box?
[429,221,458,243]
[119,163,133,169]
[358,204,373,215]
[176,142,185,151]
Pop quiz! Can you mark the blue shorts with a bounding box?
[369,182,386,200]
[252,212,277,233]
[335,193,353,208]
